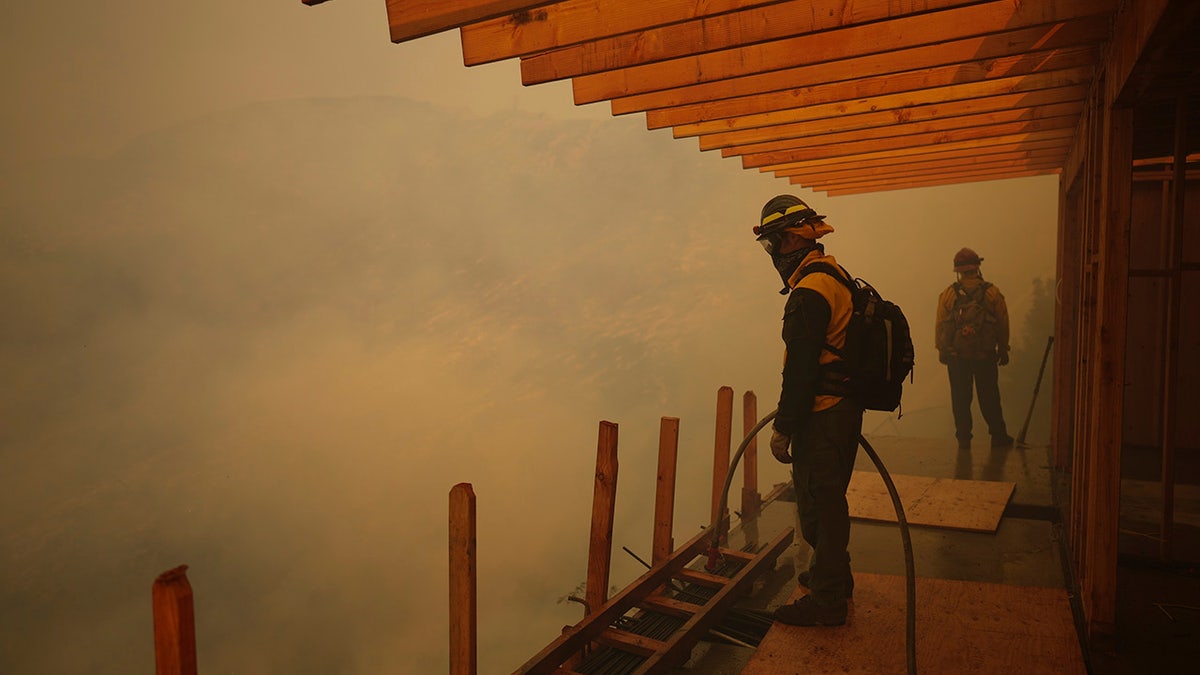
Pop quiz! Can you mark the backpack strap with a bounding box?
[796,262,856,393]
[798,261,856,295]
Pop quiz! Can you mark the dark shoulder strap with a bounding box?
[798,262,856,295]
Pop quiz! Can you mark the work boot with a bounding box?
[773,594,847,627]
[991,434,1014,449]
[797,570,854,598]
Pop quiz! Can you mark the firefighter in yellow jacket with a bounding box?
[935,247,1013,452]
[755,195,862,627]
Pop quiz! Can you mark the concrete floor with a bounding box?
[678,434,1074,674]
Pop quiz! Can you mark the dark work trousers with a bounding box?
[790,398,863,608]
[947,357,1008,442]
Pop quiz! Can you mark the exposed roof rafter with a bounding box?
[306,0,1134,194]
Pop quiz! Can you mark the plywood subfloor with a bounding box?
[742,573,1085,675]
[848,471,1015,532]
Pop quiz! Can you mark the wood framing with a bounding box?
[522,0,1115,85]
[297,4,1200,665]
[653,417,680,565]
[710,386,733,544]
[383,0,565,43]
[449,483,478,675]
[587,421,619,616]
[152,566,198,675]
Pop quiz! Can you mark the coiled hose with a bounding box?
[709,408,917,675]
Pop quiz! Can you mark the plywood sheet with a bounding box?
[742,574,1086,675]
[847,471,1015,532]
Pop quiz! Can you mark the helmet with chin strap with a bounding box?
[754,195,826,294]
[753,195,825,255]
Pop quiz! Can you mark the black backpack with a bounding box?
[799,263,915,413]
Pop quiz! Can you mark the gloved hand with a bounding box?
[998,350,1009,366]
[770,429,792,464]
[938,350,950,365]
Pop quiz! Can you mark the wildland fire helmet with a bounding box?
[753,194,825,255]
[754,195,829,294]
[953,247,983,272]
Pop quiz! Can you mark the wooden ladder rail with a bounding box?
[514,526,794,675]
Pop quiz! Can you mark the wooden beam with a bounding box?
[517,0,981,81]
[586,421,618,617]
[711,386,733,545]
[766,138,1071,175]
[1081,104,1132,644]
[652,48,1097,130]
[652,417,680,566]
[752,129,1074,171]
[460,0,780,66]
[802,160,1063,190]
[798,157,1065,190]
[740,120,1078,169]
[715,104,1084,157]
[384,0,564,43]
[671,67,1091,137]
[1052,169,1082,468]
[741,391,760,522]
[590,15,1111,107]
[530,0,1115,86]
[638,594,702,619]
[449,483,478,675]
[596,628,667,657]
[1160,98,1188,561]
[1103,0,1172,106]
[822,168,1058,195]
[152,566,197,675]
[784,147,1067,184]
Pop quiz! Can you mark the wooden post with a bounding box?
[152,566,197,675]
[1082,102,1132,644]
[741,391,761,522]
[449,483,477,675]
[711,386,733,544]
[1159,96,1187,561]
[587,421,619,616]
[652,417,680,566]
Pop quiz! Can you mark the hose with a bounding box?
[709,408,917,675]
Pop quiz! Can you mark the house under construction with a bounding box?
[148,2,1200,673]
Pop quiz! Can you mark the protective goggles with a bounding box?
[754,203,821,254]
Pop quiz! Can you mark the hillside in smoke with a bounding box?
[0,96,794,674]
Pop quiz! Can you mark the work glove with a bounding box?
[998,351,1010,366]
[769,429,792,464]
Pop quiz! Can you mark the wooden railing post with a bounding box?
[152,565,197,675]
[653,416,680,565]
[741,391,761,523]
[711,386,733,544]
[587,421,619,616]
[449,483,477,675]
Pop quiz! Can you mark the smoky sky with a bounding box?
[2,4,1059,673]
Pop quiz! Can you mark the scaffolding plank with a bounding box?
[846,472,1015,532]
